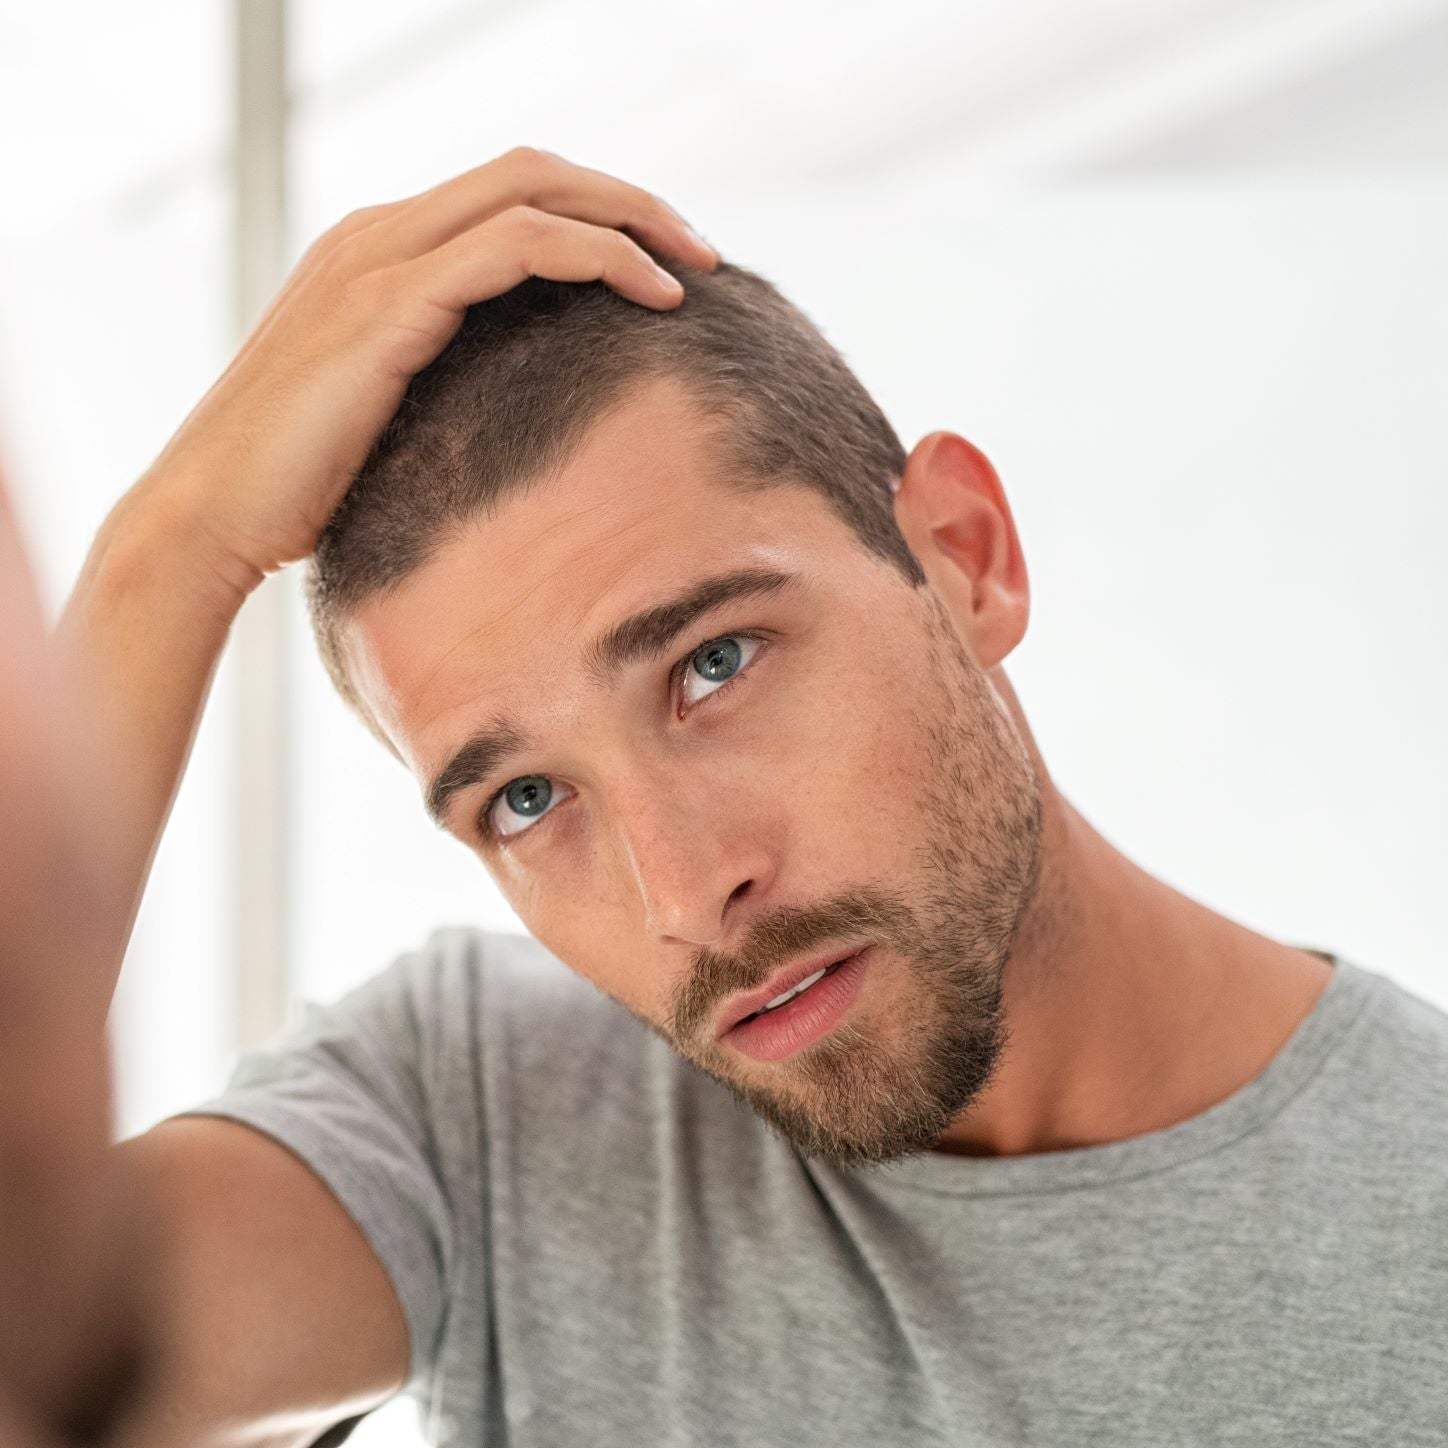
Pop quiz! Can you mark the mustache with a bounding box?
[672,891,913,1041]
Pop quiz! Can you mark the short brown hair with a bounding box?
[304,252,925,759]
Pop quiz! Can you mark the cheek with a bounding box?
[795,652,933,839]
[512,857,646,1002]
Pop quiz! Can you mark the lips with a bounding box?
[714,944,872,1039]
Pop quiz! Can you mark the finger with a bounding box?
[432,205,686,305]
[359,146,719,275]
[370,208,688,376]
[220,202,405,380]
[234,151,718,378]
[303,201,400,268]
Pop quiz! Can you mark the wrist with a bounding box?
[105,468,266,623]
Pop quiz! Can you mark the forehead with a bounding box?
[340,375,851,777]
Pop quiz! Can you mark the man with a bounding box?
[53,148,1448,1445]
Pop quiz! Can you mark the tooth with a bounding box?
[763,965,828,1011]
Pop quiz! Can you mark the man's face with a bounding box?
[343,375,1043,1168]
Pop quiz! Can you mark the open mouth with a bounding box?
[722,946,874,1063]
[735,955,854,1025]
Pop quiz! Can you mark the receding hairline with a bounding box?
[311,368,743,758]
[346,445,896,812]
[304,259,924,763]
[320,373,844,734]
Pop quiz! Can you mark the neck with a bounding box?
[931,672,1332,1158]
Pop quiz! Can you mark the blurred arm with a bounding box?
[0,477,168,1443]
[52,481,251,1012]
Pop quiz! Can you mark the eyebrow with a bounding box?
[424,564,805,831]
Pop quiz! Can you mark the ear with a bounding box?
[893,432,1030,670]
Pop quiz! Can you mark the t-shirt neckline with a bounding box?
[837,947,1378,1198]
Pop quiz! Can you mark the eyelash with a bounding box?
[476,628,769,846]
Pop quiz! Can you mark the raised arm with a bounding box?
[55,145,718,1011]
[16,148,716,1445]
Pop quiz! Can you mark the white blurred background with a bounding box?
[1,1,1445,1442]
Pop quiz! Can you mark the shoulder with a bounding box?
[333,922,593,1032]
[1319,957,1448,1166]
[1344,958,1448,1076]
[392,925,761,1163]
[370,923,665,1090]
[375,921,615,1025]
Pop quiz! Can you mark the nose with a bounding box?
[612,772,773,948]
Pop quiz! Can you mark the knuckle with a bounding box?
[501,145,571,187]
[502,144,547,170]
[309,205,385,268]
[614,229,651,264]
[341,265,400,313]
[504,204,552,243]
[329,203,383,242]
[312,231,366,288]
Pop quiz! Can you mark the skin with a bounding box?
[340,371,1334,1169]
[0,466,161,1442]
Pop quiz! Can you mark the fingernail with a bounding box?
[654,263,683,291]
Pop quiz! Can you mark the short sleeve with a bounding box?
[166,947,457,1404]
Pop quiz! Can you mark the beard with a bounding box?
[656,592,1045,1171]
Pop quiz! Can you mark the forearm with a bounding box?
[52,480,252,1012]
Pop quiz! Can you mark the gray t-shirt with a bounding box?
[172,927,1448,1447]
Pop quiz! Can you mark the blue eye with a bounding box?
[480,776,558,845]
[478,630,767,844]
[676,633,763,707]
